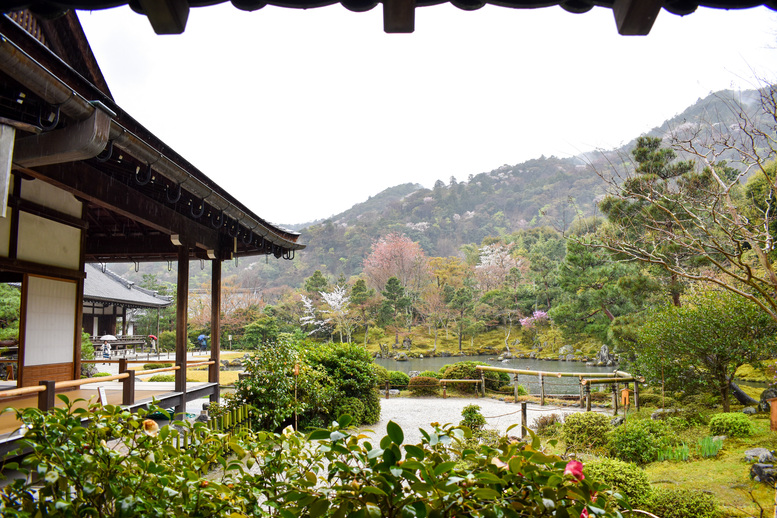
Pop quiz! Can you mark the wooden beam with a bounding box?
[613,0,663,35]
[384,0,415,33]
[137,0,190,35]
[0,256,84,281]
[20,163,224,253]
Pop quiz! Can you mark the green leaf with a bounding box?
[330,431,346,442]
[387,421,404,445]
[337,414,353,428]
[474,472,505,484]
[308,430,330,441]
[308,499,330,517]
[433,461,457,477]
[361,486,388,496]
[404,444,425,460]
[472,488,501,499]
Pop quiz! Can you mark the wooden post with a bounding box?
[385,381,390,399]
[209,258,221,403]
[612,381,619,416]
[119,358,135,405]
[585,383,591,412]
[539,373,545,406]
[579,376,584,408]
[38,380,55,412]
[174,246,189,420]
[443,382,447,399]
[480,371,485,398]
[634,381,640,410]
[521,401,527,439]
[513,374,519,404]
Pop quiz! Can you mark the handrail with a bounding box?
[136,365,181,376]
[0,385,45,398]
[476,365,635,378]
[56,373,129,389]
[439,379,481,383]
[581,376,643,385]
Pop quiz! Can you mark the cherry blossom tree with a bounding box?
[320,285,357,343]
[362,232,430,293]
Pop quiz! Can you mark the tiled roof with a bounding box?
[83,263,173,309]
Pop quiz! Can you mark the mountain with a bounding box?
[113,88,766,297]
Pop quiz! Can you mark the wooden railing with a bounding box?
[0,359,216,412]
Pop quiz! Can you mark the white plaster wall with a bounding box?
[17,212,80,269]
[24,276,76,366]
[21,178,81,218]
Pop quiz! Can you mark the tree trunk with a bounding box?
[720,380,730,413]
[363,324,369,347]
[730,381,759,406]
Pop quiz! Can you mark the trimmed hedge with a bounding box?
[562,411,611,453]
[708,412,755,438]
[408,376,440,396]
[585,458,652,508]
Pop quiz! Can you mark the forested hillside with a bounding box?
[114,88,761,299]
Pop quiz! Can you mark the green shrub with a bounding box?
[335,396,365,425]
[81,331,94,361]
[533,413,563,438]
[93,372,111,378]
[387,370,410,389]
[305,342,380,426]
[585,458,652,508]
[143,363,173,370]
[562,411,611,452]
[645,488,720,518]
[636,393,677,408]
[419,370,440,379]
[146,374,176,382]
[372,364,389,385]
[608,418,670,464]
[460,404,486,431]
[708,412,755,437]
[1,402,630,517]
[441,361,501,393]
[408,376,440,396]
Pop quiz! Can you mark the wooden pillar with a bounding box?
[174,246,189,419]
[120,358,135,406]
[539,373,545,406]
[521,401,527,438]
[38,380,55,412]
[480,371,485,398]
[385,381,390,399]
[585,383,591,412]
[209,259,221,402]
[612,381,619,416]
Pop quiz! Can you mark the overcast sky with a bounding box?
[77,4,777,226]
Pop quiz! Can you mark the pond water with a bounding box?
[373,355,617,395]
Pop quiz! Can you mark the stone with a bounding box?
[712,435,727,442]
[388,389,400,396]
[611,417,625,427]
[743,406,758,415]
[651,408,682,420]
[759,387,777,412]
[559,345,575,356]
[566,354,575,361]
[396,353,409,361]
[440,351,451,357]
[745,448,775,463]
[408,371,421,378]
[750,463,777,485]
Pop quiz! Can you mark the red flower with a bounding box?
[564,460,584,482]
[580,507,589,518]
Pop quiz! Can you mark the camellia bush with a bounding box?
[1,399,632,517]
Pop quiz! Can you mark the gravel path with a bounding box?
[360,397,608,445]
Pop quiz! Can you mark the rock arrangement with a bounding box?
[747,448,777,484]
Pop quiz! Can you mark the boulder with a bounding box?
[611,417,625,427]
[396,353,409,361]
[745,448,775,463]
[750,463,777,485]
[566,354,575,361]
[759,387,777,412]
[559,345,575,356]
[408,371,421,378]
[388,389,400,396]
[743,406,758,415]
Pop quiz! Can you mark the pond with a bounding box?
[373,355,618,395]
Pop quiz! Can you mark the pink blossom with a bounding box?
[564,460,584,481]
[580,508,589,518]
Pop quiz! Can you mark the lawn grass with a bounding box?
[643,414,777,516]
